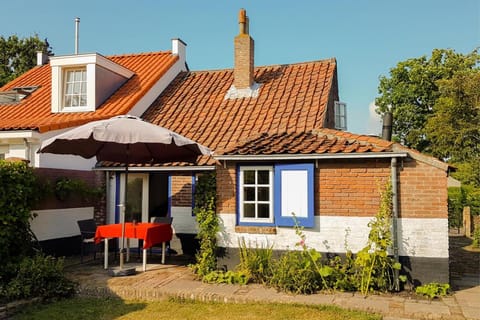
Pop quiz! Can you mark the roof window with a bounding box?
[0,86,39,104]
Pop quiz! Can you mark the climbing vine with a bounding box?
[190,172,218,278]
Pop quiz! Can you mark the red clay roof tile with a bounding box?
[0,51,178,133]
[222,130,393,155]
[143,59,338,155]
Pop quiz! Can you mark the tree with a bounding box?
[375,49,480,153]
[426,70,480,163]
[0,35,52,87]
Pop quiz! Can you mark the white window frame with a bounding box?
[334,101,347,130]
[239,166,274,224]
[63,68,87,109]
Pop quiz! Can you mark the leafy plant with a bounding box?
[202,270,249,285]
[415,282,450,299]
[353,180,402,295]
[54,177,102,202]
[472,224,480,248]
[1,254,77,302]
[237,238,274,284]
[190,172,219,278]
[0,160,41,283]
[269,249,321,294]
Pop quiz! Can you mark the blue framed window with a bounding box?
[238,163,314,228]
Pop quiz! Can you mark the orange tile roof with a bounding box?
[143,59,338,154]
[0,51,178,133]
[222,129,393,155]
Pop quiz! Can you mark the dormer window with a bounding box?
[64,68,87,108]
[50,53,134,113]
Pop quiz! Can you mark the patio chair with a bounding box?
[150,216,175,255]
[77,219,101,263]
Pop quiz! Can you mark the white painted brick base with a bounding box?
[217,214,448,258]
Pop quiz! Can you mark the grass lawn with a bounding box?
[12,297,381,320]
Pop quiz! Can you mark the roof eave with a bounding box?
[94,165,216,172]
[214,152,408,161]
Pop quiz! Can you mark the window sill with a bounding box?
[235,226,277,234]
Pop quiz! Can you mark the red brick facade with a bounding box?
[216,163,236,214]
[215,157,448,220]
[171,173,193,207]
[33,168,107,224]
[318,159,390,217]
[398,160,447,219]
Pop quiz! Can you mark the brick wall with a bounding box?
[34,167,106,224]
[215,157,448,220]
[318,159,390,217]
[399,160,448,219]
[171,173,193,207]
[216,163,236,214]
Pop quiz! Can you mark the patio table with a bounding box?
[95,222,173,271]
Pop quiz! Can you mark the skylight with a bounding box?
[0,86,39,104]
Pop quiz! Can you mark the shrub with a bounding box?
[1,254,77,302]
[0,161,41,283]
[269,249,321,294]
[415,282,450,299]
[202,270,249,285]
[237,238,274,284]
[472,224,480,248]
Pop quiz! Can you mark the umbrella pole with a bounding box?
[119,165,128,269]
[120,149,130,270]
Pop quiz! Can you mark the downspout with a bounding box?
[384,111,399,291]
[391,157,400,291]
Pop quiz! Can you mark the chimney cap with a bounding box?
[239,8,246,23]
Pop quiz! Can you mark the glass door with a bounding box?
[120,173,149,248]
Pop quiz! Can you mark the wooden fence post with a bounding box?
[463,206,471,238]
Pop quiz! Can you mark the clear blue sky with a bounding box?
[2,0,478,134]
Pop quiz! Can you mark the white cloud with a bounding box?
[366,101,382,136]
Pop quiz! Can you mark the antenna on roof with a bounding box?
[75,17,80,54]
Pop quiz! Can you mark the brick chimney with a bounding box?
[234,8,254,89]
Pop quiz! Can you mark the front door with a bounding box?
[120,173,149,248]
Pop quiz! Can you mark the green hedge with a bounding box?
[0,161,40,282]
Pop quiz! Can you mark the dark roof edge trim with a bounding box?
[214,152,408,161]
[93,165,216,172]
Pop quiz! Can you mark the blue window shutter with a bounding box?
[274,163,314,228]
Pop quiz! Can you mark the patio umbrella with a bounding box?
[39,115,212,274]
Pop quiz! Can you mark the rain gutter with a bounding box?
[214,152,408,161]
[93,165,216,172]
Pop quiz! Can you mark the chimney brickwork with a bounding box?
[234,9,254,89]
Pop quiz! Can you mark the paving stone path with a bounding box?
[65,240,479,320]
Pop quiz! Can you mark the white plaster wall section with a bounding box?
[30,207,94,241]
[217,214,449,258]
[170,206,197,234]
[217,214,372,252]
[397,218,449,258]
[106,173,117,224]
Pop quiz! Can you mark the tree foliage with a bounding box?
[0,35,52,87]
[425,70,480,163]
[375,49,480,153]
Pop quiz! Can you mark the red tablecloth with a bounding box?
[95,222,173,249]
